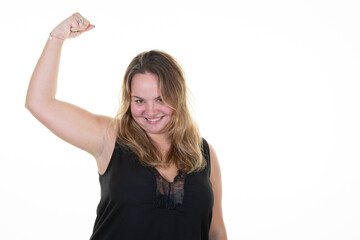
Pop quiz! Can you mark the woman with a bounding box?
[25,13,227,240]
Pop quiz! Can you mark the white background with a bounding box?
[1,0,360,239]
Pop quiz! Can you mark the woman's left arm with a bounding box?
[209,143,228,240]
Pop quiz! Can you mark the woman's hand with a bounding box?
[50,13,94,40]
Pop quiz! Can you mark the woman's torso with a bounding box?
[90,125,214,240]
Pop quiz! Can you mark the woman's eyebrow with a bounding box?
[131,96,162,99]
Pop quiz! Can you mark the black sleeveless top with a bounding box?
[89,138,214,240]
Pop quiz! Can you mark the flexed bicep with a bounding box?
[25,13,108,158]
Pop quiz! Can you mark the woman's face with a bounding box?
[130,72,174,141]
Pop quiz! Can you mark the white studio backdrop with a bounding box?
[1,0,359,239]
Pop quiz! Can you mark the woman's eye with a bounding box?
[157,98,163,102]
[135,100,144,104]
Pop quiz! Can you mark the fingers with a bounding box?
[50,13,94,41]
[69,13,92,33]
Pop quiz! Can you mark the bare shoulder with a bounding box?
[103,116,119,142]
[96,117,118,175]
[207,142,221,179]
[207,141,228,238]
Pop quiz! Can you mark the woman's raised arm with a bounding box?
[25,13,114,161]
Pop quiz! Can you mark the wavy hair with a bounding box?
[112,50,206,173]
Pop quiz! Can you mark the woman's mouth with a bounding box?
[145,116,164,124]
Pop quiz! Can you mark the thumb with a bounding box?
[83,24,95,33]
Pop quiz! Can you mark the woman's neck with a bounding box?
[149,133,170,146]
[148,134,171,161]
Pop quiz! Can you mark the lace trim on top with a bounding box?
[152,168,187,210]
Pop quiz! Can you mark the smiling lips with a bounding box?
[145,116,164,124]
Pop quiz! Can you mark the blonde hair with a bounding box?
[113,50,206,173]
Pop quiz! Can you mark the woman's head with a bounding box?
[120,50,189,138]
[115,50,206,172]
[130,71,174,141]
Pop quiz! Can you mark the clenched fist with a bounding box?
[50,13,94,40]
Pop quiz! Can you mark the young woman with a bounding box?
[25,13,227,240]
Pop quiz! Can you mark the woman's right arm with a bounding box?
[25,13,114,160]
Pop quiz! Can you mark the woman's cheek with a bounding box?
[130,105,143,117]
[159,105,173,115]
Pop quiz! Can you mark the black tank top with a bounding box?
[89,138,214,240]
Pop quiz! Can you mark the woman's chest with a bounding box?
[100,154,213,211]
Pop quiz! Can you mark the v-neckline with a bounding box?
[152,167,182,184]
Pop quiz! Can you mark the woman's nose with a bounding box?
[146,103,157,116]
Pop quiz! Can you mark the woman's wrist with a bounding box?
[49,32,66,42]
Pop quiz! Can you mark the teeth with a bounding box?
[147,117,161,122]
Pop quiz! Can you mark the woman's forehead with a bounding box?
[131,72,160,97]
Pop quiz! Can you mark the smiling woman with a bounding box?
[25,12,227,240]
[115,50,207,174]
[130,72,174,141]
